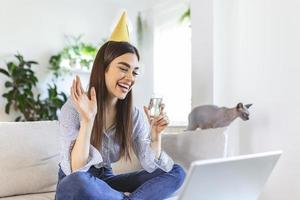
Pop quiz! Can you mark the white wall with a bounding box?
[0,0,155,121]
[192,0,300,199]
[191,0,214,108]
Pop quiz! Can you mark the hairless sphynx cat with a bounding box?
[186,103,252,130]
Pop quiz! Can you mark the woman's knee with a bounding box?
[56,172,93,198]
[170,164,186,188]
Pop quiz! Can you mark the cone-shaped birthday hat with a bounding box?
[109,11,130,42]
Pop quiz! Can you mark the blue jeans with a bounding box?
[55,164,185,200]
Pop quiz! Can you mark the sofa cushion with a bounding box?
[0,192,55,200]
[0,121,60,198]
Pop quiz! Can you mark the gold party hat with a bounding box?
[109,11,130,42]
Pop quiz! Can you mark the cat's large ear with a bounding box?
[236,102,243,109]
[245,104,253,109]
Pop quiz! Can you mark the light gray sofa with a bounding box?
[0,121,228,199]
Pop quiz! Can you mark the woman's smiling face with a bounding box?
[105,53,140,100]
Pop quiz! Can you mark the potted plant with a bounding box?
[49,35,102,78]
[0,54,67,121]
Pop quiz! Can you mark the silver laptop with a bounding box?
[172,151,282,200]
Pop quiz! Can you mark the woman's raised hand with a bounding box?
[70,75,97,123]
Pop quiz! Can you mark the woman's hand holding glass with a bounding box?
[144,103,170,142]
[70,75,97,124]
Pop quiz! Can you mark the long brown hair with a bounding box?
[87,41,140,161]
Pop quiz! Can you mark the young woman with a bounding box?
[55,13,185,200]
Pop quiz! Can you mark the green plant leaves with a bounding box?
[0,68,10,77]
[4,81,13,88]
[49,35,99,78]
[179,7,191,23]
[0,54,67,121]
[7,62,17,74]
[5,102,11,114]
[15,116,22,122]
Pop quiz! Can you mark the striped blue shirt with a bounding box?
[58,97,174,176]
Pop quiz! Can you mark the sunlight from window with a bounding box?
[154,21,191,126]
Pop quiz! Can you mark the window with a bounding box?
[153,10,191,126]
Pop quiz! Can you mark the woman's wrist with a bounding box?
[150,128,162,141]
[150,142,161,159]
[151,134,161,143]
[81,115,95,125]
[80,119,94,133]
[150,135,162,159]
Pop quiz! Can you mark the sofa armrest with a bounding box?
[162,127,227,171]
[113,127,229,173]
